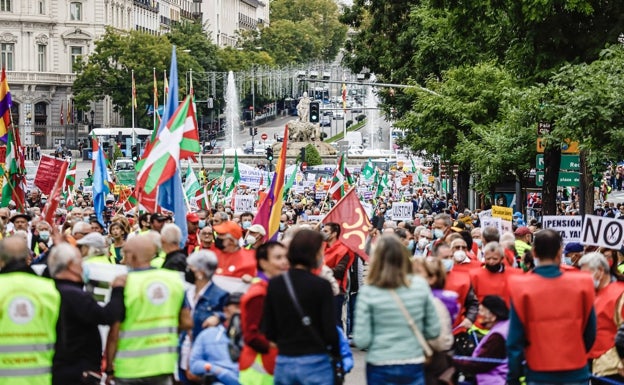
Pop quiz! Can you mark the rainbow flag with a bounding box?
[0,68,10,142]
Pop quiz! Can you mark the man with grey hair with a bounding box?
[469,241,521,304]
[72,221,92,241]
[49,243,125,385]
[77,233,113,264]
[433,213,452,244]
[579,252,624,381]
[161,223,187,272]
[0,236,61,384]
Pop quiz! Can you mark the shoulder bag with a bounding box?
[390,289,434,360]
[283,271,345,385]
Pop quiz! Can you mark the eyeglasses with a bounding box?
[453,245,468,250]
[0,216,7,220]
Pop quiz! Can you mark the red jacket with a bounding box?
[589,281,624,358]
[445,270,471,330]
[324,240,355,293]
[239,279,277,374]
[469,266,522,305]
[508,271,594,371]
[453,258,482,273]
[215,248,257,278]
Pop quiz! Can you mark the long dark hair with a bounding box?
[287,229,323,270]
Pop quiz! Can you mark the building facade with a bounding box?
[201,0,268,47]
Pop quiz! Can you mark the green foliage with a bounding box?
[304,144,322,166]
[355,114,366,122]
[215,46,275,72]
[346,120,353,128]
[238,0,347,65]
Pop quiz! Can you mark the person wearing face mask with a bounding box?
[244,224,266,251]
[49,243,125,385]
[432,213,452,246]
[415,229,434,257]
[450,238,482,273]
[160,223,188,272]
[432,243,479,334]
[513,226,533,261]
[578,252,624,383]
[77,233,114,264]
[240,241,289,384]
[179,250,229,384]
[213,221,257,280]
[32,221,54,265]
[184,212,201,256]
[469,242,521,305]
[197,226,215,251]
[240,212,254,231]
[562,242,584,269]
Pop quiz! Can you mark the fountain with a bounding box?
[223,71,240,149]
[366,74,379,150]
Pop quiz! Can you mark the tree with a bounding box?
[304,143,322,166]
[73,28,201,128]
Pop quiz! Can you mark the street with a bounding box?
[346,349,367,385]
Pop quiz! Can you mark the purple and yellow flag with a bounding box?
[0,68,12,142]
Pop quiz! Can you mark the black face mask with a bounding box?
[485,263,502,273]
[214,237,225,250]
[184,269,196,284]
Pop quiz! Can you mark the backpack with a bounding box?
[225,313,243,362]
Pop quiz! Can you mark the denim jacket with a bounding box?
[191,281,229,341]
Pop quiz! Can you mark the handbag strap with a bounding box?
[390,289,433,357]
[283,270,329,351]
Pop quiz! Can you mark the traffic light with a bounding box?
[309,102,320,123]
[131,145,138,162]
[299,147,306,162]
[249,127,254,136]
[265,147,274,162]
[253,127,258,136]
[432,161,439,177]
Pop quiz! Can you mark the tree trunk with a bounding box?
[579,149,594,215]
[457,166,470,211]
[542,145,561,216]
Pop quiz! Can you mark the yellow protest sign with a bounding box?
[492,205,513,221]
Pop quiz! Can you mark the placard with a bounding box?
[542,215,582,244]
[307,215,325,223]
[234,195,255,214]
[34,155,67,195]
[481,216,501,230]
[478,209,492,219]
[492,205,513,221]
[581,215,624,249]
[315,191,327,200]
[391,202,413,221]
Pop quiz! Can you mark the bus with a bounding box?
[89,128,153,157]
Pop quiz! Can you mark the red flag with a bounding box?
[322,188,371,261]
[60,102,64,125]
[43,160,69,224]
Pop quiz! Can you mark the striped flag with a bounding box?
[65,160,77,191]
[184,165,200,201]
[137,93,200,195]
[329,154,350,200]
[60,102,64,125]
[131,70,138,109]
[342,83,347,110]
[66,99,71,124]
[0,67,11,142]
[0,124,26,210]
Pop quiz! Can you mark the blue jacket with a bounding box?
[191,282,229,340]
[190,324,240,385]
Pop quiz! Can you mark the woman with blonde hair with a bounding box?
[354,234,441,385]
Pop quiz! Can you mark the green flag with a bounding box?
[283,163,299,199]
[184,165,201,201]
[375,171,388,197]
[225,151,240,196]
[362,158,374,180]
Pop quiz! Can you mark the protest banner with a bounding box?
[543,215,582,244]
[478,209,492,219]
[34,155,67,195]
[481,216,502,231]
[492,205,513,221]
[234,194,255,214]
[307,215,325,223]
[581,215,624,249]
[391,202,413,221]
[315,191,327,200]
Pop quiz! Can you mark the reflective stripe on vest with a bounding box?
[114,269,184,379]
[0,367,52,376]
[0,343,54,353]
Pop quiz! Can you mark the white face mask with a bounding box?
[453,250,467,263]
[417,238,429,249]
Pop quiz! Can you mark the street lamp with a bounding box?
[90,110,95,131]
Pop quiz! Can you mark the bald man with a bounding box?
[105,236,191,384]
[0,236,61,385]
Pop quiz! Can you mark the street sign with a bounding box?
[537,122,552,136]
[536,138,579,154]
[536,154,580,170]
[535,171,580,187]
[261,133,268,140]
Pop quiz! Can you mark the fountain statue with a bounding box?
[223,71,240,149]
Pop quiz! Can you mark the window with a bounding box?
[37,45,46,72]
[70,46,82,72]
[39,0,45,14]
[70,2,81,21]
[1,43,14,71]
[0,0,11,12]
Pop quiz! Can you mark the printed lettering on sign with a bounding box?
[491,205,513,221]
[234,195,255,214]
[391,202,413,221]
[581,215,624,249]
[542,216,582,244]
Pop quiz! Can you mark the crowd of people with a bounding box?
[4,182,624,385]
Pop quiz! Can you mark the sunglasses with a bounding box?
[453,245,468,250]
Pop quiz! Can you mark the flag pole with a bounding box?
[131,69,136,145]
[153,67,157,135]
[179,165,192,212]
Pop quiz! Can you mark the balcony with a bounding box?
[7,71,76,86]
[134,0,159,13]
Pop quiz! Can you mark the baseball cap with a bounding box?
[213,221,243,240]
[151,213,167,222]
[186,212,200,223]
[247,224,266,236]
[76,232,107,249]
[514,226,531,236]
[564,242,584,254]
